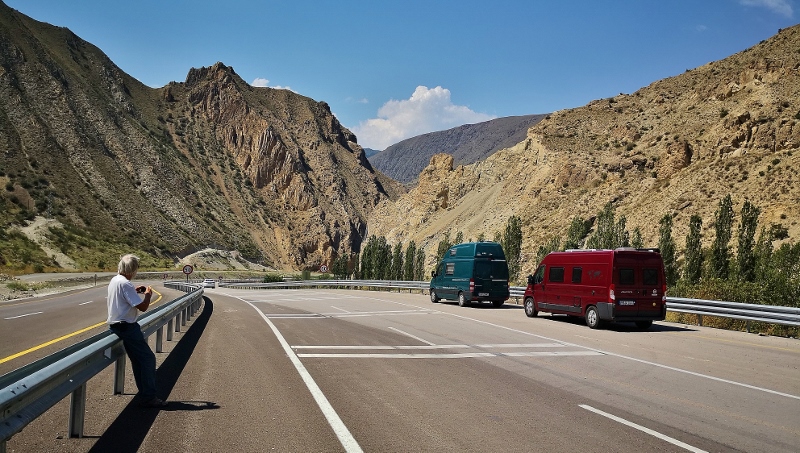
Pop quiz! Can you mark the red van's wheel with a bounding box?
[430,289,439,303]
[524,297,538,318]
[585,306,601,329]
[458,291,470,307]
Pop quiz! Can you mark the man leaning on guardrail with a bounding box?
[107,254,168,408]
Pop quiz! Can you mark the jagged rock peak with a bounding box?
[185,62,238,86]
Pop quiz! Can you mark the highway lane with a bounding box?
[4,287,799,452]
[224,288,799,452]
[0,281,186,375]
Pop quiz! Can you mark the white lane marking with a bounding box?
[436,309,800,401]
[79,301,93,306]
[298,351,603,359]
[388,327,436,345]
[330,306,351,313]
[580,405,707,453]
[292,343,567,350]
[238,297,363,453]
[4,312,44,320]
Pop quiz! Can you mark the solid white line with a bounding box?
[238,297,363,453]
[4,312,44,320]
[388,327,436,345]
[291,343,566,350]
[330,306,351,313]
[580,405,707,453]
[79,301,93,306]
[297,351,603,359]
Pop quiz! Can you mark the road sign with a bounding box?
[182,265,194,275]
[320,265,328,273]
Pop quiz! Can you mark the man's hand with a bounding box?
[136,285,147,294]
[144,286,153,296]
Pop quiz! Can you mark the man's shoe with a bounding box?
[140,397,168,408]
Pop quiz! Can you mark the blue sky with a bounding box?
[5,0,797,150]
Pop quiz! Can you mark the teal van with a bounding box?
[429,242,510,307]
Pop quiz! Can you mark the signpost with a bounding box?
[182,264,193,283]
[319,264,328,273]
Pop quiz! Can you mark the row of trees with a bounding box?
[537,196,798,309]
[354,215,525,283]
[356,236,426,281]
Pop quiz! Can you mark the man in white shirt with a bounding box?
[107,254,167,408]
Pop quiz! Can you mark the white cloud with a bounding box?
[740,0,793,17]
[695,24,708,32]
[352,86,495,150]
[251,77,294,91]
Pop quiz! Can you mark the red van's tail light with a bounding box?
[609,284,616,302]
[662,284,667,303]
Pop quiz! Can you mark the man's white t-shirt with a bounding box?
[107,274,142,324]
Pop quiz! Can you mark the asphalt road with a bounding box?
[3,287,799,452]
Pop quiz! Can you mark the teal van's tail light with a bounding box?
[469,278,475,296]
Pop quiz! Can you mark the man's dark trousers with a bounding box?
[110,322,157,399]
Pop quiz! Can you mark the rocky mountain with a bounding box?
[362,147,381,158]
[368,25,800,280]
[0,1,402,272]
[369,114,546,183]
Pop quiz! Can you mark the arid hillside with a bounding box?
[0,1,402,272]
[368,25,800,280]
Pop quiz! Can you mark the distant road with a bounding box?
[5,288,800,452]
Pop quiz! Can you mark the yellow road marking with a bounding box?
[0,289,163,365]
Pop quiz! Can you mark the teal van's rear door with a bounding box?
[474,260,509,300]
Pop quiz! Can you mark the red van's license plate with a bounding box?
[619,300,636,305]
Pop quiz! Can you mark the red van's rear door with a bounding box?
[614,252,665,318]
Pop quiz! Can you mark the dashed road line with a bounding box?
[580,405,707,452]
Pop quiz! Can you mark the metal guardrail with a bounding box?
[223,280,800,328]
[0,283,204,450]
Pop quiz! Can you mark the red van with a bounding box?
[523,248,667,329]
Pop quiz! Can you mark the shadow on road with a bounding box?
[89,297,214,453]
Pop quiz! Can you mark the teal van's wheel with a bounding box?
[430,289,439,303]
[585,305,601,329]
[458,292,470,307]
[492,300,504,308]
[524,297,538,317]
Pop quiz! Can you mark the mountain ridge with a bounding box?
[369,114,546,184]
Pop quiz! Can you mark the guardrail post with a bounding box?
[698,314,703,327]
[155,325,164,353]
[182,308,187,326]
[175,313,182,332]
[113,355,126,394]
[68,383,87,438]
[746,320,751,333]
[167,319,174,341]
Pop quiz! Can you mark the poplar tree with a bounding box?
[631,227,644,249]
[658,214,678,286]
[414,248,425,281]
[710,195,734,279]
[403,241,417,281]
[391,242,403,280]
[454,231,464,245]
[684,214,703,284]
[736,199,760,282]
[502,215,523,281]
[436,231,452,261]
[564,216,589,249]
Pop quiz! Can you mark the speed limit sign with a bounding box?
[320,264,328,273]
[182,265,194,275]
